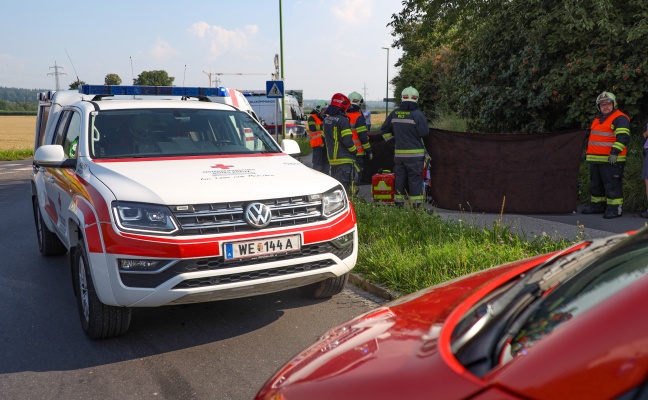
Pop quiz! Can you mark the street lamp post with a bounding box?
[382,47,390,117]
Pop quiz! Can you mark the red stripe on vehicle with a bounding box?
[228,89,240,107]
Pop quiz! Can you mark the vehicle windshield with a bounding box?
[503,233,648,362]
[451,228,648,376]
[90,108,281,158]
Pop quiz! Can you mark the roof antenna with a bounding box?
[64,48,80,86]
[130,56,136,98]
[183,64,187,86]
[130,56,135,83]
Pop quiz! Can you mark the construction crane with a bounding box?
[209,72,267,87]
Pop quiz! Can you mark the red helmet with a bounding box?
[330,93,350,112]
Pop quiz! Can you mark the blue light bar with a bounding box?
[216,87,229,97]
[78,85,220,97]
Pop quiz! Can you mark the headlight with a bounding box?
[112,201,179,235]
[322,185,347,218]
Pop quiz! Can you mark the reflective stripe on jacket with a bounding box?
[323,107,356,165]
[308,113,324,148]
[586,109,630,163]
[380,102,429,159]
[347,110,370,156]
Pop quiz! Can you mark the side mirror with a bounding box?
[281,139,301,156]
[34,145,77,168]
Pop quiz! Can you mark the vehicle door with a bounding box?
[43,109,82,243]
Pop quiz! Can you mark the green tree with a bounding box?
[69,79,86,90]
[104,73,122,85]
[390,0,648,133]
[133,70,174,86]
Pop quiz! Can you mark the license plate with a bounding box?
[223,235,300,261]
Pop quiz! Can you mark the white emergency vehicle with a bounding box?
[31,84,358,339]
[244,91,306,138]
[208,86,259,122]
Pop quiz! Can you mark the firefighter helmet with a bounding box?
[401,86,419,103]
[315,100,328,111]
[596,91,617,110]
[330,93,350,111]
[348,91,364,106]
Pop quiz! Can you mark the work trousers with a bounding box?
[353,156,365,187]
[331,163,354,194]
[311,147,330,175]
[588,162,624,208]
[394,157,425,205]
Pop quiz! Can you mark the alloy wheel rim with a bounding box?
[79,259,90,322]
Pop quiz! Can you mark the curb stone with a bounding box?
[349,272,401,302]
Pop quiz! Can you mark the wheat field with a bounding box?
[0,116,36,150]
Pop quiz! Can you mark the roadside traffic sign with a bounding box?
[266,80,284,98]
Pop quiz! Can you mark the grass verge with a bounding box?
[352,197,579,295]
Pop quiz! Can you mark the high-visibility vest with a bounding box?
[586,109,629,162]
[347,111,364,156]
[308,114,324,148]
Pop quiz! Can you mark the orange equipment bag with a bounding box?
[372,170,395,203]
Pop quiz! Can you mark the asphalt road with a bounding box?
[0,160,384,400]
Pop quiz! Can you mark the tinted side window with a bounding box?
[53,111,72,145]
[62,112,81,159]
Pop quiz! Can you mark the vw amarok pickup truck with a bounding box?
[31,85,357,339]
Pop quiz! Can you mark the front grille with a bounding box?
[172,195,322,235]
[119,240,354,288]
[172,260,334,289]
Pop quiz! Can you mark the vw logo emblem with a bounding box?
[244,202,272,228]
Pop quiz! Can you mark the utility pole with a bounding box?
[362,82,368,101]
[48,61,66,91]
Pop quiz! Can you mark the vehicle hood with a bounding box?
[87,154,339,204]
[256,253,556,400]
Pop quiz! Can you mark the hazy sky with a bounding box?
[0,0,404,101]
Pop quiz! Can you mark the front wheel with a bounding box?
[299,273,349,299]
[73,237,131,339]
[32,196,66,256]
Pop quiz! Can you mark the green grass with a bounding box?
[0,149,32,161]
[352,198,578,295]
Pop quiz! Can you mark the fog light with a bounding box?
[331,231,354,248]
[119,259,167,272]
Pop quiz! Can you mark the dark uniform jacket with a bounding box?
[380,101,429,159]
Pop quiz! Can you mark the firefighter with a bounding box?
[308,100,329,174]
[323,93,357,193]
[380,86,429,207]
[347,92,372,188]
[582,91,630,219]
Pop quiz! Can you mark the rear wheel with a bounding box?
[73,237,131,339]
[32,196,66,256]
[299,273,349,299]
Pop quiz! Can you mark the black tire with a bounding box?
[73,237,131,339]
[32,196,67,256]
[299,273,349,299]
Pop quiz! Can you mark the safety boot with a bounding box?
[603,205,622,219]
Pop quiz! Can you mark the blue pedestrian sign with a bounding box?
[266,80,284,98]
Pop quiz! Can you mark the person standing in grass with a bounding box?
[582,91,630,219]
[323,93,357,193]
[380,86,429,208]
[307,100,329,175]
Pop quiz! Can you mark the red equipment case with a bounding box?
[372,170,395,203]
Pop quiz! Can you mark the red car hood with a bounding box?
[256,252,561,400]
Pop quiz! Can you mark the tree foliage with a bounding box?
[69,79,86,90]
[104,73,122,85]
[133,70,174,86]
[390,0,648,133]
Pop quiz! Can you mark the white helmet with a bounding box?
[401,86,419,103]
[348,91,364,106]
